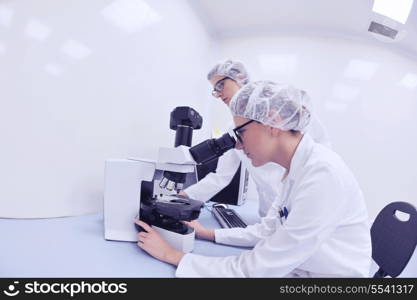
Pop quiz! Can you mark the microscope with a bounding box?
[104,106,242,252]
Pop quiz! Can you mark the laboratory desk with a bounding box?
[0,201,260,277]
[1,200,415,277]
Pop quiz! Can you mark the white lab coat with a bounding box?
[176,134,372,277]
[184,114,332,217]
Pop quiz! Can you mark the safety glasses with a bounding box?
[211,77,230,97]
[233,120,255,144]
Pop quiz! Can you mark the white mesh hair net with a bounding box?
[229,81,312,132]
[207,59,250,86]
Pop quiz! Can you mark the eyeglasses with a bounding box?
[233,120,255,144]
[211,77,230,97]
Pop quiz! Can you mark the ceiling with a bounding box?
[188,0,417,58]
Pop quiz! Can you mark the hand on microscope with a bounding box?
[134,218,185,266]
[177,190,189,198]
[175,191,215,241]
[182,220,215,241]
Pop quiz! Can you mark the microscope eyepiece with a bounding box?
[189,133,236,164]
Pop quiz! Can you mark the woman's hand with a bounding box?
[178,191,188,197]
[134,219,185,266]
[183,220,215,241]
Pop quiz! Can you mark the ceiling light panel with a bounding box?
[61,40,92,60]
[332,83,360,102]
[24,19,51,41]
[399,73,417,89]
[0,4,13,27]
[101,0,161,33]
[372,0,414,24]
[44,63,63,76]
[258,54,298,76]
[343,59,379,81]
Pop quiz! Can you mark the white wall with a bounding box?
[2,0,416,222]
[0,0,218,218]
[217,34,417,219]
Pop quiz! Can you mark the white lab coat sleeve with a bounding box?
[214,200,282,247]
[183,149,241,201]
[176,164,345,277]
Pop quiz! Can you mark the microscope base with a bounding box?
[153,226,195,253]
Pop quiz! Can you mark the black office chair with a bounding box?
[371,201,417,278]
